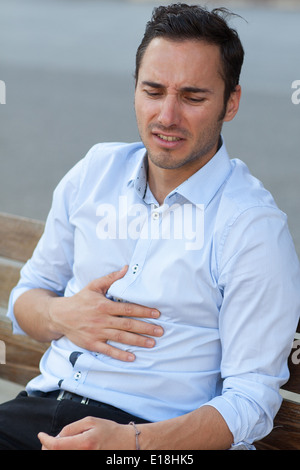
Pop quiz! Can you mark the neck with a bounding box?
[147,141,220,205]
[147,161,191,205]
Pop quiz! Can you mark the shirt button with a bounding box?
[74,371,81,380]
[152,212,159,220]
[132,264,139,274]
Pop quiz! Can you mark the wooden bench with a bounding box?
[0,211,299,449]
[254,323,300,450]
[0,212,47,385]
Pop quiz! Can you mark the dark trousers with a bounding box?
[0,391,149,450]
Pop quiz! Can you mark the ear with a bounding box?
[223,85,241,123]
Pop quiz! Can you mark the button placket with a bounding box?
[127,208,154,280]
[132,263,139,274]
[74,371,82,381]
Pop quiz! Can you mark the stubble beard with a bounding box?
[145,119,224,171]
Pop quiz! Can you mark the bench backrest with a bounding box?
[0,211,299,449]
[0,212,47,385]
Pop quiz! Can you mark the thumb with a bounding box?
[89,265,128,294]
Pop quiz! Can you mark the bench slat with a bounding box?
[0,313,48,385]
[0,363,41,387]
[0,212,44,262]
[0,257,23,309]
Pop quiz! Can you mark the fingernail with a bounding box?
[151,310,160,318]
[146,338,155,347]
[154,327,163,336]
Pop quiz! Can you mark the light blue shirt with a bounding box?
[7,140,300,448]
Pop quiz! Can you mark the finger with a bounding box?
[89,265,128,294]
[111,330,159,348]
[110,315,164,337]
[112,300,161,320]
[95,341,138,362]
[38,418,95,450]
[94,320,164,361]
[38,432,60,450]
[38,432,86,451]
[95,334,158,362]
[57,417,95,438]
[39,417,102,450]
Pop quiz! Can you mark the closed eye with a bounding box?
[144,89,163,98]
[185,96,205,103]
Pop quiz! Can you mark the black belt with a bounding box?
[28,389,123,412]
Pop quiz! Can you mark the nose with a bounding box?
[158,95,181,128]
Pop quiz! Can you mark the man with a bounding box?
[1,4,299,450]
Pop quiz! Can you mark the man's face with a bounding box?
[135,38,240,172]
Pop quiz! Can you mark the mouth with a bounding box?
[152,131,186,149]
[156,133,182,142]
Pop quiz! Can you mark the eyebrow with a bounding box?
[141,81,213,94]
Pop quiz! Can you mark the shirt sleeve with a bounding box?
[207,205,300,446]
[6,150,91,335]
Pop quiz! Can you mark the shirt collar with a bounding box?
[127,137,232,208]
[127,148,148,199]
[172,137,232,208]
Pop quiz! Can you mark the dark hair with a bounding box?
[135,3,244,105]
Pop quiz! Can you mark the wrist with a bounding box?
[129,422,141,450]
[46,295,65,340]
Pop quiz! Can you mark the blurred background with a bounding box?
[0,0,300,255]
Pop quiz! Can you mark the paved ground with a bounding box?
[0,378,22,403]
[0,0,300,400]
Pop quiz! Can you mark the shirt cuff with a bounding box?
[6,286,30,335]
[204,394,261,447]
